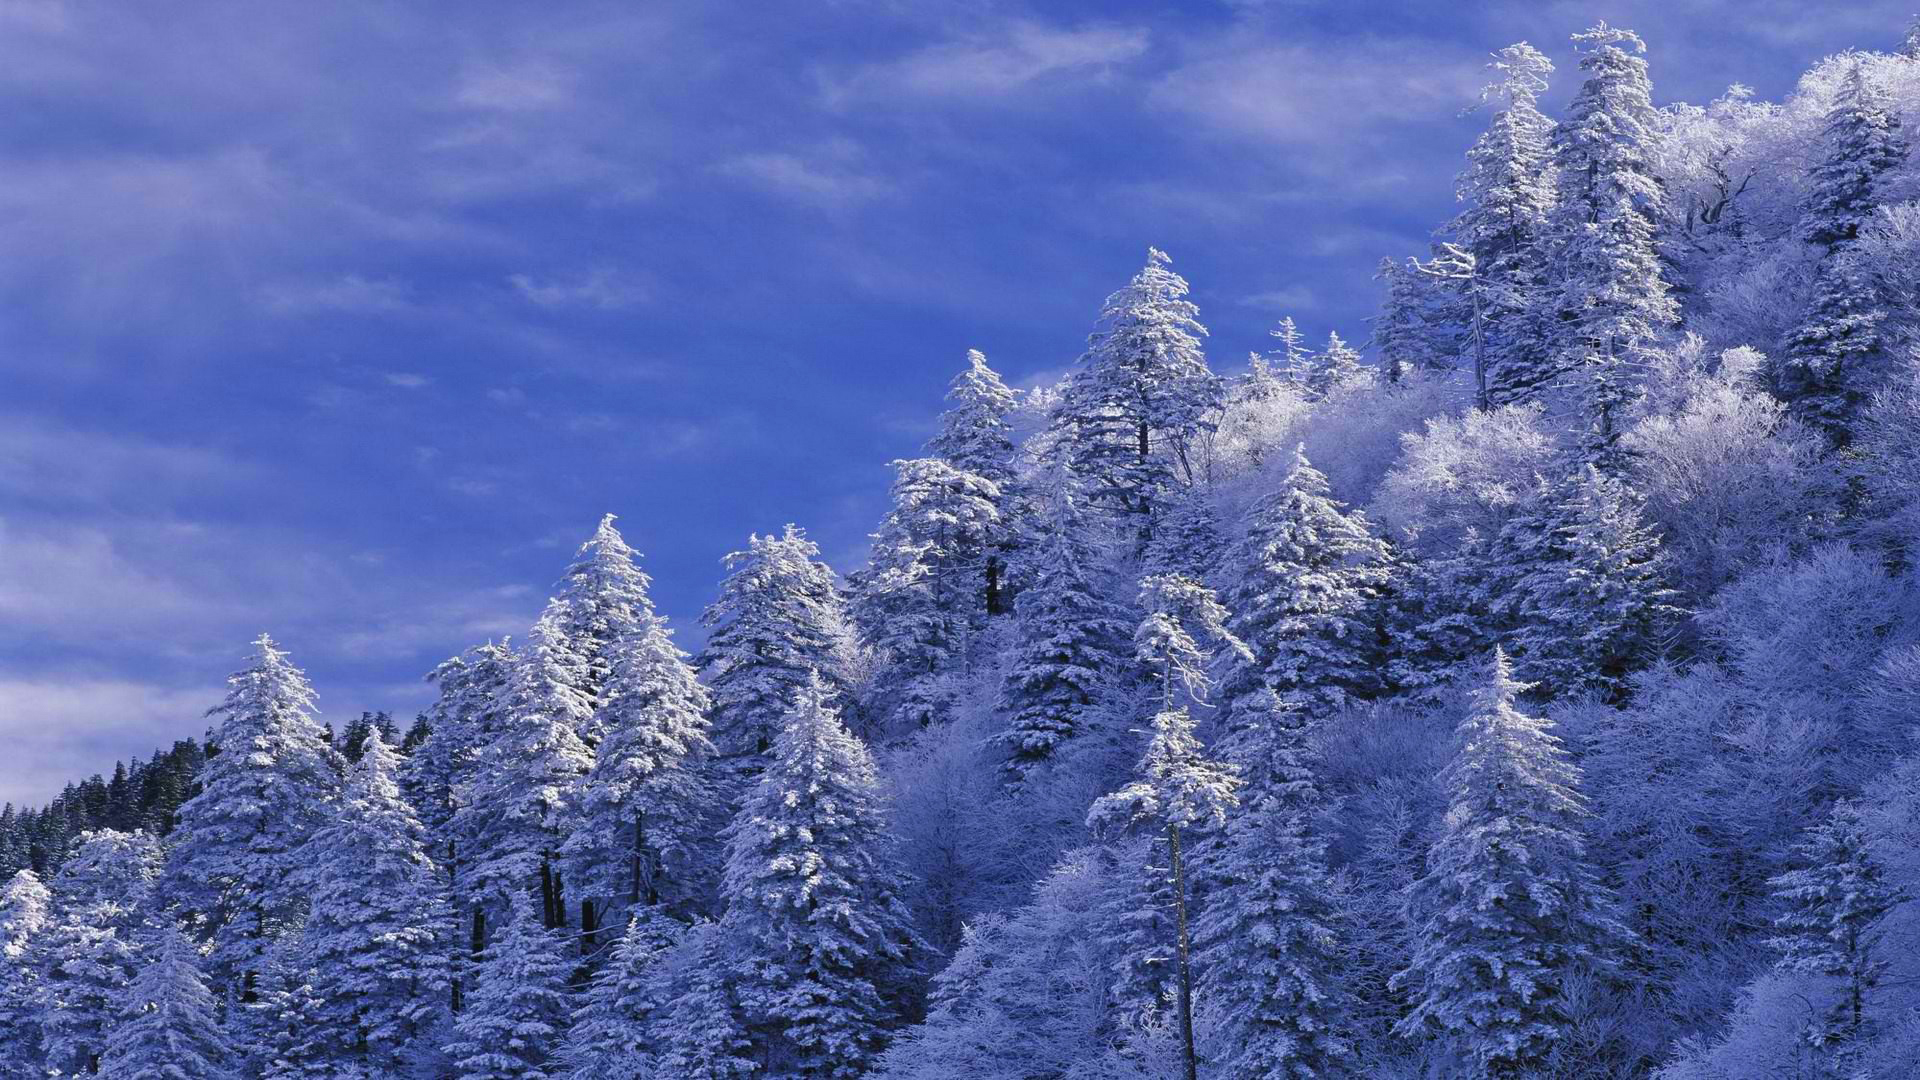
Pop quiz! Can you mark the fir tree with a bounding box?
[40,830,162,1078]
[0,869,51,1076]
[1801,64,1909,252]
[651,920,757,1079]
[540,515,660,747]
[553,910,682,1080]
[98,925,236,1080]
[1373,255,1460,386]
[1300,331,1369,399]
[445,893,574,1080]
[294,729,451,1075]
[926,348,1023,616]
[721,673,919,1076]
[1193,689,1353,1079]
[164,636,342,996]
[1222,446,1392,717]
[1392,651,1628,1077]
[699,525,860,782]
[1270,315,1313,386]
[1054,247,1222,530]
[1767,799,1907,1059]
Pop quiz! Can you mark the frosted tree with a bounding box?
[40,830,162,1078]
[699,525,860,781]
[1549,23,1679,465]
[926,348,1022,614]
[444,893,573,1080]
[1054,247,1222,531]
[455,630,593,932]
[1452,42,1558,403]
[1298,331,1369,399]
[1270,316,1313,385]
[721,673,919,1076]
[1373,255,1460,386]
[1221,446,1391,717]
[1767,800,1907,1061]
[294,729,450,1075]
[651,920,757,1079]
[98,925,236,1080]
[996,482,1133,781]
[854,457,1002,734]
[1194,689,1353,1079]
[1089,574,1244,1080]
[560,593,714,929]
[553,911,682,1080]
[1392,651,1628,1077]
[538,514,659,747]
[0,869,51,1074]
[1496,464,1675,699]
[164,635,342,997]
[1777,64,1911,442]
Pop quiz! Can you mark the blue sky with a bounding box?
[1,0,1912,805]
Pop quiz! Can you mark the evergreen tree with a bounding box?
[926,348,1023,616]
[1801,64,1909,252]
[854,457,1003,735]
[1767,799,1907,1060]
[540,515,660,747]
[996,484,1133,781]
[98,925,236,1080]
[164,636,342,996]
[40,830,162,1078]
[698,525,859,781]
[561,592,714,927]
[295,729,451,1075]
[1270,315,1313,386]
[444,894,573,1080]
[1193,689,1353,1079]
[1373,255,1460,386]
[1549,23,1679,465]
[1299,331,1369,399]
[1392,651,1628,1077]
[1222,446,1392,717]
[0,869,52,1076]
[721,673,919,1076]
[651,920,757,1079]
[1452,42,1558,403]
[1054,247,1222,530]
[553,911,681,1080]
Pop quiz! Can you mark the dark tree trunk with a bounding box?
[1168,822,1198,1080]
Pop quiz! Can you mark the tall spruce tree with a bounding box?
[164,636,342,997]
[721,673,919,1076]
[651,920,757,1079]
[294,730,450,1075]
[539,515,659,747]
[553,910,682,1080]
[0,869,51,1076]
[1392,651,1628,1077]
[40,830,162,1078]
[444,893,573,1080]
[98,925,237,1080]
[927,348,1023,615]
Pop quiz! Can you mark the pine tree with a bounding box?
[1801,64,1909,252]
[699,525,860,781]
[652,920,757,1079]
[0,869,52,1075]
[553,910,681,1079]
[721,673,919,1076]
[1222,446,1392,717]
[1269,316,1313,386]
[1054,247,1222,530]
[1300,331,1369,398]
[98,925,236,1080]
[1497,464,1675,699]
[1767,800,1907,1059]
[1194,689,1353,1079]
[561,591,714,927]
[294,729,451,1075]
[164,636,342,996]
[1549,24,1679,464]
[1373,255,1460,386]
[996,484,1133,781]
[926,348,1023,616]
[539,515,660,747]
[1392,651,1628,1077]
[1452,42,1558,403]
[40,830,162,1078]
[445,894,574,1080]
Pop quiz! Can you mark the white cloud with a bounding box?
[827,21,1150,103]
[509,266,650,309]
[1238,285,1318,311]
[259,274,412,315]
[385,371,431,388]
[453,59,573,112]
[0,678,221,805]
[720,150,894,207]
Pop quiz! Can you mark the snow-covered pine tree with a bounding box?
[926,348,1023,615]
[699,525,860,783]
[721,672,919,1077]
[454,627,593,932]
[996,481,1133,782]
[1193,688,1353,1079]
[98,924,236,1080]
[40,830,162,1078]
[1392,650,1628,1077]
[538,515,659,747]
[294,729,450,1075]
[1373,255,1461,386]
[1222,445,1392,717]
[1299,331,1369,399]
[853,457,1002,736]
[1777,63,1911,443]
[444,893,573,1080]
[1270,315,1313,386]
[553,910,682,1080]
[0,868,51,1075]
[1549,23,1679,466]
[1089,574,1245,1080]
[1054,247,1222,533]
[238,956,333,1080]
[164,635,342,997]
[1496,464,1675,699]
[1452,42,1558,404]
[560,590,714,929]
[650,919,757,1079]
[1767,799,1907,1061]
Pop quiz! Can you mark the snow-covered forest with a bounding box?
[6,16,1920,1079]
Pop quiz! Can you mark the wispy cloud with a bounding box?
[720,147,894,207]
[825,20,1150,104]
[509,267,651,310]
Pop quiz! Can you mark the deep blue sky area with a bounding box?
[1,0,1912,804]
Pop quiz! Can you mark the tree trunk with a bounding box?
[1168,821,1198,1080]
